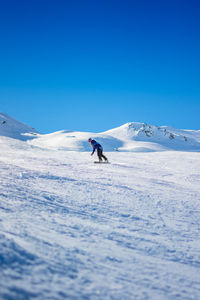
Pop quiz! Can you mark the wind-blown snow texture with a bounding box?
[0,113,200,299]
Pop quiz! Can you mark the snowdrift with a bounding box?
[0,113,200,152]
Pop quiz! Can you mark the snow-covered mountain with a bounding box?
[1,113,200,299]
[29,121,200,152]
[0,113,38,140]
[103,122,200,152]
[0,113,200,151]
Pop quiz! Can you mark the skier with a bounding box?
[88,138,108,162]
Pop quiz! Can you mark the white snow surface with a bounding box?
[0,114,200,299]
[0,113,38,140]
[28,122,200,152]
[1,112,200,152]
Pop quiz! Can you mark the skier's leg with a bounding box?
[102,153,108,161]
[97,148,103,161]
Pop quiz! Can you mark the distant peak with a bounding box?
[0,112,38,141]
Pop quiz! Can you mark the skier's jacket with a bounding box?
[90,140,103,154]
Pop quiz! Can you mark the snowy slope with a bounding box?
[28,130,123,151]
[0,136,200,299]
[28,121,200,152]
[104,122,200,152]
[0,113,38,140]
[1,113,199,151]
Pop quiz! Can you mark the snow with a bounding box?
[0,113,38,140]
[1,112,200,152]
[28,122,200,152]
[0,114,200,299]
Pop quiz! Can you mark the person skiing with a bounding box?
[88,138,108,162]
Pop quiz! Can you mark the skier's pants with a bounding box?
[97,147,107,161]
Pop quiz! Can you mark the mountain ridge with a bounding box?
[0,113,200,152]
[0,112,38,140]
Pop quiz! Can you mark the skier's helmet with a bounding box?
[88,138,92,143]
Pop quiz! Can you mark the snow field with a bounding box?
[0,137,200,299]
[1,112,200,152]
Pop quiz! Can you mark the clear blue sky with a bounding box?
[0,0,200,133]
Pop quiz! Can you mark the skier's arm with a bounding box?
[91,145,96,155]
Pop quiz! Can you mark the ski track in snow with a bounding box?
[0,138,200,299]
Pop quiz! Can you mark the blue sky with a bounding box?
[0,0,200,133]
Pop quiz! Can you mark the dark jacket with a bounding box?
[90,140,102,154]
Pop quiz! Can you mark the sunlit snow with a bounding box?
[0,113,200,299]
